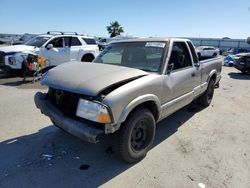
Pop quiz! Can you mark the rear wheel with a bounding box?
[213,53,217,57]
[81,54,94,62]
[114,108,155,163]
[198,79,215,107]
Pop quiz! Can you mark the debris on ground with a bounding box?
[79,164,90,170]
[105,146,113,154]
[61,150,67,155]
[41,154,53,161]
[198,182,206,188]
[187,175,194,181]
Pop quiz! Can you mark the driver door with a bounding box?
[161,41,196,118]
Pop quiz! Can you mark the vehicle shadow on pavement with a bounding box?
[0,69,21,79]
[228,72,250,80]
[0,70,46,89]
[154,102,203,146]
[0,102,203,188]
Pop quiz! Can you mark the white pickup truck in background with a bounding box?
[0,31,99,71]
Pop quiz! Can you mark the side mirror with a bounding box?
[46,44,53,50]
[194,62,200,67]
[167,63,174,74]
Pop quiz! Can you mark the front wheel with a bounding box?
[114,108,155,163]
[198,79,215,107]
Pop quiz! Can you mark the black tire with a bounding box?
[213,53,217,57]
[241,70,248,74]
[114,108,155,163]
[215,81,220,88]
[198,79,215,107]
[81,54,94,62]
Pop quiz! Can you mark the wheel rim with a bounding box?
[130,119,149,152]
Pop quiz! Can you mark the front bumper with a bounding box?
[34,92,104,143]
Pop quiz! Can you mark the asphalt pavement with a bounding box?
[0,67,250,188]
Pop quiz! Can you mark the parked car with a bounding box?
[233,53,250,73]
[34,38,222,163]
[223,54,239,66]
[0,31,99,72]
[222,48,250,56]
[97,35,136,51]
[195,46,220,58]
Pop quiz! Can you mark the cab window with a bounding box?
[169,42,192,71]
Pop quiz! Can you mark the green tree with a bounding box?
[106,21,124,38]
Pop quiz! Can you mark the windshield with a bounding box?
[93,42,166,72]
[25,36,51,47]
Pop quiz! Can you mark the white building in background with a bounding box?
[187,37,250,53]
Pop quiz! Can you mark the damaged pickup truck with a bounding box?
[34,38,222,163]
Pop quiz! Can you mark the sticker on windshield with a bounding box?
[145,42,165,48]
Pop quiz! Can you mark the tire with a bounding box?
[81,54,94,62]
[114,108,156,163]
[213,53,217,57]
[198,79,215,107]
[241,70,248,74]
[215,81,220,88]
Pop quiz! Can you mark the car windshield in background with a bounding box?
[93,42,166,73]
[25,36,51,47]
[196,46,203,50]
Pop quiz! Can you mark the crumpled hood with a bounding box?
[42,62,149,96]
[0,45,35,53]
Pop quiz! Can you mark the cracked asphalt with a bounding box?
[0,66,250,188]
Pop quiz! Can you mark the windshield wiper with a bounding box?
[140,68,156,72]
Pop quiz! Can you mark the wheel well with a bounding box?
[125,101,159,122]
[81,53,95,62]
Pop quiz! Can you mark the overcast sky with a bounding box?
[0,0,250,39]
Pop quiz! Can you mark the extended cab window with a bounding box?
[187,41,198,64]
[169,42,192,70]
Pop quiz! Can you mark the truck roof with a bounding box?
[110,37,191,43]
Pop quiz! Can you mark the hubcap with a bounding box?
[130,119,149,151]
